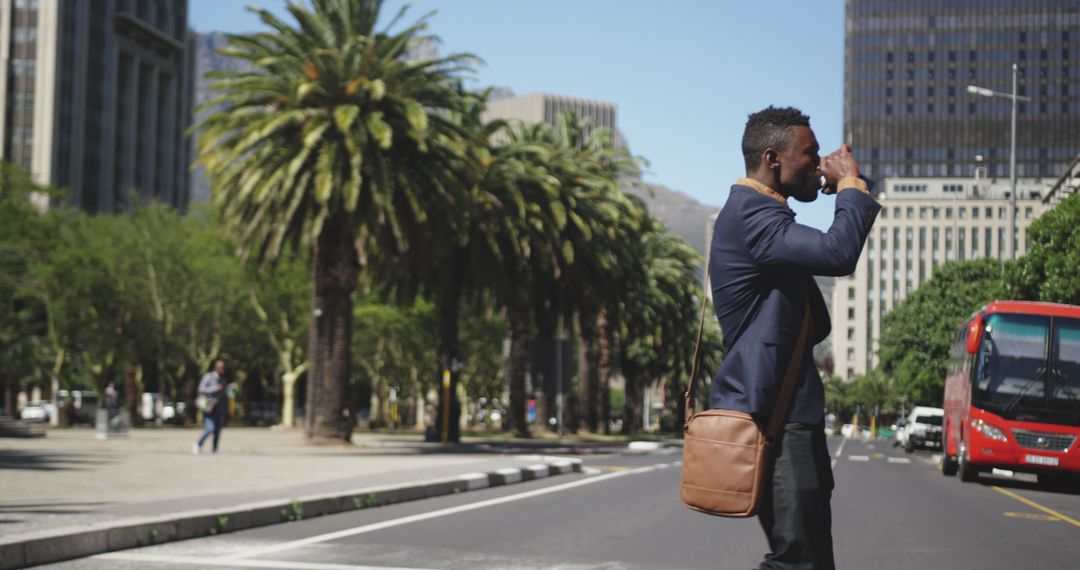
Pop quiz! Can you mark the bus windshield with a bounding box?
[974,313,1080,426]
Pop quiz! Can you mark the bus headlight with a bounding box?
[971,419,1007,442]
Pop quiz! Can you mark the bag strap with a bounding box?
[764,303,812,442]
[684,270,813,439]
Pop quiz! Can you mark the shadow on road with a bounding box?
[0,450,115,471]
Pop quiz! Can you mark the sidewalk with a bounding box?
[0,426,614,569]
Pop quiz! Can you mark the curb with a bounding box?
[0,458,582,569]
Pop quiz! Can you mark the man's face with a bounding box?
[777,125,822,203]
[215,361,226,375]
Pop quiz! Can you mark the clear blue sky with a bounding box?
[189,1,845,230]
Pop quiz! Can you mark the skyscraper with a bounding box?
[833,0,1080,380]
[844,0,1080,181]
[0,0,195,212]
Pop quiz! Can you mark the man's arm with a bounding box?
[745,187,880,276]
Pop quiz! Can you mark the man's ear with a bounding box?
[763,148,780,170]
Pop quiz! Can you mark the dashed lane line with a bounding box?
[848,455,870,462]
[831,438,847,468]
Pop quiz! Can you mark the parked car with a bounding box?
[900,406,944,452]
[19,400,55,423]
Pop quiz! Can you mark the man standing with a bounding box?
[193,359,229,455]
[709,107,879,569]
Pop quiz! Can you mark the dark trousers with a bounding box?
[196,408,225,452]
[757,422,835,570]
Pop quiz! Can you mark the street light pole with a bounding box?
[967,64,1030,264]
[1009,63,1018,262]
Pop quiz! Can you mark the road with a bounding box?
[46,437,1080,569]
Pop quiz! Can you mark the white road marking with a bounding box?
[218,465,653,561]
[831,438,847,467]
[887,458,911,464]
[100,552,439,570]
[848,455,870,462]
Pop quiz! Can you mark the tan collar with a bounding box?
[737,177,788,206]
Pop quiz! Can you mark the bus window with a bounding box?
[975,314,1048,416]
[1052,317,1080,424]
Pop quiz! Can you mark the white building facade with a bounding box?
[830,177,1049,380]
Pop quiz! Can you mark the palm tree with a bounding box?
[519,111,643,432]
[614,216,704,434]
[196,0,477,442]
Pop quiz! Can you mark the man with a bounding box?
[193,359,229,455]
[709,106,879,569]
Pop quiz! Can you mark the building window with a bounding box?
[848,307,855,320]
[847,328,855,341]
[11,59,36,76]
[1025,207,1033,219]
[848,287,855,300]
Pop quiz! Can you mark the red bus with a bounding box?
[942,301,1080,486]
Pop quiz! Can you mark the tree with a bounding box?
[196,0,477,442]
[849,368,900,427]
[614,216,706,434]
[0,162,58,414]
[878,259,1005,406]
[1007,192,1080,304]
[248,257,311,428]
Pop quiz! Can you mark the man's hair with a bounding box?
[741,106,811,171]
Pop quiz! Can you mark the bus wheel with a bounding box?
[958,445,978,482]
[942,432,958,476]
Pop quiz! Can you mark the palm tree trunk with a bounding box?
[597,308,613,434]
[534,294,558,432]
[307,213,358,443]
[507,310,530,438]
[434,250,466,443]
[577,308,602,433]
[622,364,642,436]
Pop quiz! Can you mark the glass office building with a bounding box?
[844,0,1080,182]
[0,0,195,212]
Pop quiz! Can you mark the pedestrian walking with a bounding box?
[193,358,229,455]
[708,106,879,569]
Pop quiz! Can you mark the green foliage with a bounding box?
[0,163,57,388]
[878,259,1005,406]
[1007,192,1080,304]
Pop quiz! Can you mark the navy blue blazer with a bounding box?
[709,183,880,425]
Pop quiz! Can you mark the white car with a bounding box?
[900,406,944,453]
[19,401,54,423]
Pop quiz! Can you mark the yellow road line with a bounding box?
[992,486,1080,529]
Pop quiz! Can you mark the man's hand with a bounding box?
[819,144,860,195]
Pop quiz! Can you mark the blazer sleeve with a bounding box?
[744,187,881,276]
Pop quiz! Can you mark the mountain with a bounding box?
[190,32,255,204]
[623,182,719,257]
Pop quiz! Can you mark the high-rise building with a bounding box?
[844,0,1080,181]
[482,92,624,148]
[0,0,195,212]
[831,178,1048,379]
[834,0,1080,380]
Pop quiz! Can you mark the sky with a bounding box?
[189,0,846,230]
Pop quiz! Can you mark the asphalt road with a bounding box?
[45,437,1080,569]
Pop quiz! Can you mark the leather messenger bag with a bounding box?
[680,294,811,518]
